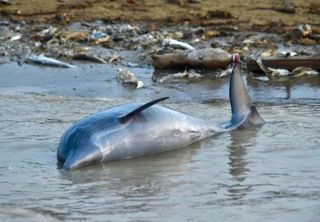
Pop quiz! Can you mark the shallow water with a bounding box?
[0,62,320,221]
[0,92,319,221]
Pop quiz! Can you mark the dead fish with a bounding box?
[162,38,195,50]
[116,68,144,88]
[72,53,106,64]
[290,66,319,77]
[10,34,22,41]
[34,26,57,42]
[252,55,290,77]
[27,54,74,68]
[267,67,290,76]
[252,76,270,82]
[216,67,233,78]
[261,49,298,57]
[158,70,202,83]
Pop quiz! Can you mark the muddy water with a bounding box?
[0,63,320,221]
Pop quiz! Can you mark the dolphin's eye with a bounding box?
[173,129,180,136]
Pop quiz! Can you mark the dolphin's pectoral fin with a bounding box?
[119,97,169,123]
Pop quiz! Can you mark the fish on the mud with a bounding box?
[27,54,75,68]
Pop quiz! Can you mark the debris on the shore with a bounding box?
[0,0,11,5]
[287,24,312,41]
[116,68,144,89]
[276,0,295,14]
[60,30,89,43]
[260,49,298,58]
[152,48,237,70]
[252,76,270,82]
[216,67,233,78]
[72,53,106,64]
[290,67,319,77]
[107,54,121,63]
[242,36,275,48]
[162,38,195,50]
[0,15,318,83]
[10,34,22,41]
[249,55,319,80]
[267,67,290,77]
[247,55,320,72]
[158,70,203,83]
[89,30,113,47]
[27,54,74,68]
[253,55,291,77]
[0,27,15,41]
[33,26,58,42]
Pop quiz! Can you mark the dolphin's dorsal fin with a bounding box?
[119,97,169,123]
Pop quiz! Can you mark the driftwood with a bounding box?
[152,48,234,70]
[247,56,320,72]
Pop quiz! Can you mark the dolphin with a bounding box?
[57,64,264,170]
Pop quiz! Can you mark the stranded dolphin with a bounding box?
[57,63,264,170]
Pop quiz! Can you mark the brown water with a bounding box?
[0,63,320,221]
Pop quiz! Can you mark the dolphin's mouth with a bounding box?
[62,148,78,170]
[57,145,77,170]
[57,150,66,169]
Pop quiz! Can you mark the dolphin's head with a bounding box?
[57,125,103,170]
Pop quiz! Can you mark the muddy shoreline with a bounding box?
[1,1,319,103]
[1,1,320,73]
[1,0,319,31]
[1,61,319,105]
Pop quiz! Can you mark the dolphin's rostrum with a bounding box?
[57,64,264,170]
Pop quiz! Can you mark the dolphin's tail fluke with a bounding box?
[219,63,264,131]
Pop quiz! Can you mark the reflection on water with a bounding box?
[227,129,257,200]
[59,141,199,185]
[246,75,320,101]
[0,94,320,221]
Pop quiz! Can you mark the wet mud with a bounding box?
[0,0,320,221]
